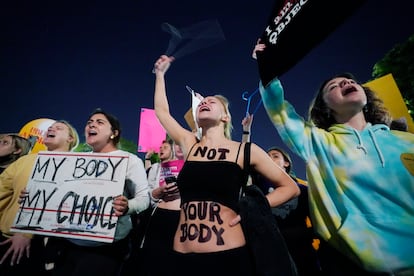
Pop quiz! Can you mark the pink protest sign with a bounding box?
[138,108,166,153]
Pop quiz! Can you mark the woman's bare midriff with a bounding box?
[157,198,181,210]
[173,201,245,253]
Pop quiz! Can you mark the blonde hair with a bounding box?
[55,120,79,150]
[215,94,233,139]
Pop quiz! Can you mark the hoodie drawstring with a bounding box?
[354,128,385,167]
[368,129,385,167]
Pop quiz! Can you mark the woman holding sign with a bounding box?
[0,120,78,275]
[51,109,150,276]
[254,42,414,275]
[152,55,299,275]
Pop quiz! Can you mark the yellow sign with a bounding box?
[19,118,56,153]
[364,74,414,133]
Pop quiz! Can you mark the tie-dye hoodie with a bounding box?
[260,77,414,273]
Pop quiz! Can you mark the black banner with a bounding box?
[257,0,367,86]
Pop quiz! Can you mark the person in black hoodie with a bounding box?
[242,114,321,276]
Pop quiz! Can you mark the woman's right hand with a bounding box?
[153,55,175,75]
[145,149,155,160]
[152,183,180,202]
[162,183,180,202]
[241,113,253,132]
[252,38,266,60]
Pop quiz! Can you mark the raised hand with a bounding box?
[252,38,266,60]
[153,55,175,75]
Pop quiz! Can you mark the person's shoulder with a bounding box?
[18,153,38,162]
[112,149,138,157]
[107,150,143,165]
[391,129,414,139]
[1,153,37,175]
[248,142,265,153]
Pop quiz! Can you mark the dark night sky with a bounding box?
[2,0,413,179]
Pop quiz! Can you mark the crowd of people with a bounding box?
[0,42,413,276]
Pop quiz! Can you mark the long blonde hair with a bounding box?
[215,94,233,139]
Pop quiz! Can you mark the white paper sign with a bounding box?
[11,151,129,243]
[187,85,203,139]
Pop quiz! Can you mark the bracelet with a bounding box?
[243,131,250,135]
[145,158,151,160]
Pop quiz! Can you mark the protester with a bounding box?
[51,108,150,276]
[0,133,32,174]
[256,147,321,275]
[122,141,185,276]
[138,139,184,276]
[145,139,183,208]
[241,114,321,275]
[254,41,414,275]
[0,120,78,275]
[152,54,300,275]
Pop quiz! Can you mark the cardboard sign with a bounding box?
[257,0,367,85]
[11,151,129,243]
[364,74,414,133]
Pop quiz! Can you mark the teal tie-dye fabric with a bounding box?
[260,78,414,273]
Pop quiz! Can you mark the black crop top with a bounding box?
[177,143,249,212]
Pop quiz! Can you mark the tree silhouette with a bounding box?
[372,33,414,120]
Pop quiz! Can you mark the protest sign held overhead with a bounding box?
[138,108,167,153]
[257,0,367,86]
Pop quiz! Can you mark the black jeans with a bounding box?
[52,236,131,276]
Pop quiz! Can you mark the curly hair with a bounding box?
[309,73,392,130]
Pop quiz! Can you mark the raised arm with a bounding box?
[250,142,300,207]
[241,113,253,143]
[153,55,195,153]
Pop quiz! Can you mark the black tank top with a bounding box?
[177,143,247,212]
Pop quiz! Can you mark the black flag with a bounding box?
[257,0,367,86]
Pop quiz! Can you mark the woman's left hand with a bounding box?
[229,214,241,227]
[112,195,129,216]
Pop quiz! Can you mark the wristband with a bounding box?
[243,131,250,135]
